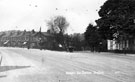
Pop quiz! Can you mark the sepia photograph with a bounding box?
[0,0,135,82]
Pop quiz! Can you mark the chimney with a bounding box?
[39,27,41,33]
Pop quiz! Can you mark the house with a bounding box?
[1,31,13,47]
[107,38,132,52]
[0,30,55,49]
[107,39,117,50]
[0,32,5,46]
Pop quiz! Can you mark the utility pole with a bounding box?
[27,32,31,49]
[0,56,2,66]
[39,27,42,50]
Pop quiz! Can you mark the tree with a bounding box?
[47,16,69,50]
[96,0,135,40]
[84,24,101,51]
[70,33,85,51]
[47,16,69,34]
[31,29,35,33]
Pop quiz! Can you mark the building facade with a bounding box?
[0,30,55,49]
[107,38,135,52]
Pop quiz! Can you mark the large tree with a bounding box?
[84,24,101,51]
[96,0,135,40]
[70,33,85,51]
[47,16,69,34]
[47,16,69,49]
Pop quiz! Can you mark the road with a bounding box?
[0,47,135,82]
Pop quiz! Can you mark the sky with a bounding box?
[0,0,107,34]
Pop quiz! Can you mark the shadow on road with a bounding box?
[0,65,31,73]
[0,75,7,78]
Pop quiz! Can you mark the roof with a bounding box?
[34,32,45,38]
[10,32,19,37]
[42,32,54,37]
[2,32,12,37]
[0,30,54,38]
[0,32,5,37]
[17,31,25,37]
[17,31,32,37]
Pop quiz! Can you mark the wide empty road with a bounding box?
[0,47,135,82]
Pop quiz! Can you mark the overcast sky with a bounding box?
[0,0,106,34]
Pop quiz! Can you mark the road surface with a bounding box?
[0,47,135,82]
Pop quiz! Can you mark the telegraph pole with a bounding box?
[39,27,42,50]
[27,32,30,49]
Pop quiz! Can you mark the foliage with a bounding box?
[47,16,69,49]
[84,24,101,51]
[96,0,135,40]
[47,16,69,34]
[70,33,85,51]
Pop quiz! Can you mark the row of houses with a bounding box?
[3,29,135,52]
[0,30,56,49]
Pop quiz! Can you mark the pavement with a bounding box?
[0,47,135,82]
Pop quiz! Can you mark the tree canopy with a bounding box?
[84,24,101,51]
[47,16,69,35]
[96,0,135,40]
[47,16,69,49]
